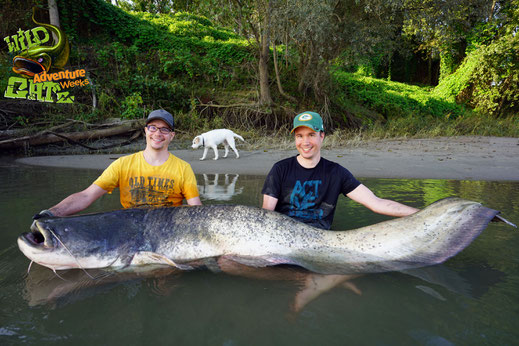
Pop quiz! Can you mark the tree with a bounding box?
[48,0,61,42]
[269,0,401,101]
[48,0,60,26]
[401,0,502,82]
[115,0,175,13]
[195,0,274,105]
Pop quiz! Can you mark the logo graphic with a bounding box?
[298,113,313,121]
[288,180,324,220]
[3,8,89,103]
[129,176,176,207]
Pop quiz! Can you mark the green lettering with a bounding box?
[43,82,58,103]
[24,30,36,48]
[30,27,49,46]
[4,77,28,99]
[17,29,27,51]
[3,36,17,53]
[55,88,75,103]
[27,80,43,101]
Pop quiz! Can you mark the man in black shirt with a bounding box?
[262,111,419,229]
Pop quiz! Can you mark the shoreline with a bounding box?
[14,136,519,181]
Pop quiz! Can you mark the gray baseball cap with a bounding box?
[146,109,174,130]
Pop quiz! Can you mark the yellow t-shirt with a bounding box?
[93,152,199,208]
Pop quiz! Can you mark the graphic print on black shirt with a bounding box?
[288,179,323,220]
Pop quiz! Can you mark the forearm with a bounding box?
[186,196,202,206]
[48,184,107,217]
[347,184,419,217]
[49,192,95,216]
[262,194,278,210]
[368,199,419,217]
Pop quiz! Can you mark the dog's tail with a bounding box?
[233,133,245,142]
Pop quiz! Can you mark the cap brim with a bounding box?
[146,116,174,130]
[290,125,318,133]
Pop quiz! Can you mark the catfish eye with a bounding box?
[38,58,43,63]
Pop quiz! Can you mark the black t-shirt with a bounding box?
[262,156,361,229]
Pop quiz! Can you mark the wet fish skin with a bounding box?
[17,198,505,274]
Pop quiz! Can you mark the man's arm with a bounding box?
[48,184,108,217]
[347,184,419,217]
[186,196,202,206]
[262,194,279,211]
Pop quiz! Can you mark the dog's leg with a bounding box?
[211,145,219,160]
[200,147,208,160]
[223,141,230,158]
[227,137,239,159]
[227,174,238,194]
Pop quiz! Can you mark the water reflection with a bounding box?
[23,256,480,318]
[23,260,360,313]
[197,173,243,201]
[23,264,181,308]
[2,163,519,345]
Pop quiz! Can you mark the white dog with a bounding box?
[191,129,244,160]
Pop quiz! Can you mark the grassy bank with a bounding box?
[1,0,517,149]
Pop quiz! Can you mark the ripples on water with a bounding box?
[1,164,518,345]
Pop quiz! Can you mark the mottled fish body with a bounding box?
[17,198,509,274]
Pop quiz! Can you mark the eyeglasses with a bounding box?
[146,125,173,134]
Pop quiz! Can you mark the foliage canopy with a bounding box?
[0,0,517,137]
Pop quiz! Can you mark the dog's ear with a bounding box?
[193,137,199,144]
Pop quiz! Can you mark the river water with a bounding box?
[1,160,518,345]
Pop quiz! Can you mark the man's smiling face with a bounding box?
[145,119,175,151]
[294,126,324,161]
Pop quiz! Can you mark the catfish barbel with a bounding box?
[17,198,516,274]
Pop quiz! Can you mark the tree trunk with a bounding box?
[298,44,314,93]
[0,122,142,150]
[427,54,432,85]
[272,41,297,103]
[489,0,497,22]
[48,0,60,42]
[258,2,272,106]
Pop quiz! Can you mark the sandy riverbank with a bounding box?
[15,136,519,181]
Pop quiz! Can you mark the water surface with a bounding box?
[1,161,518,345]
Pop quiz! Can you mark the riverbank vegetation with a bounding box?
[1,0,517,153]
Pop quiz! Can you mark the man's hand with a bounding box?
[32,209,54,220]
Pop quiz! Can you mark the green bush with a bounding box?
[121,92,144,119]
[54,0,253,124]
[332,69,467,119]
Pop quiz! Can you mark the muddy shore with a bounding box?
[15,136,519,181]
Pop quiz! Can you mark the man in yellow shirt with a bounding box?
[34,109,202,218]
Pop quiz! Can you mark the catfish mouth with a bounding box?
[19,222,55,250]
[12,56,45,77]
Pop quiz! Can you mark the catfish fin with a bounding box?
[131,252,193,270]
[200,257,222,273]
[223,254,300,268]
[223,254,362,274]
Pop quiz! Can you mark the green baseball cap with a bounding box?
[290,111,324,133]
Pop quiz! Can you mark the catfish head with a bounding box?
[18,212,145,271]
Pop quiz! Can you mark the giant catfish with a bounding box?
[17,198,516,274]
